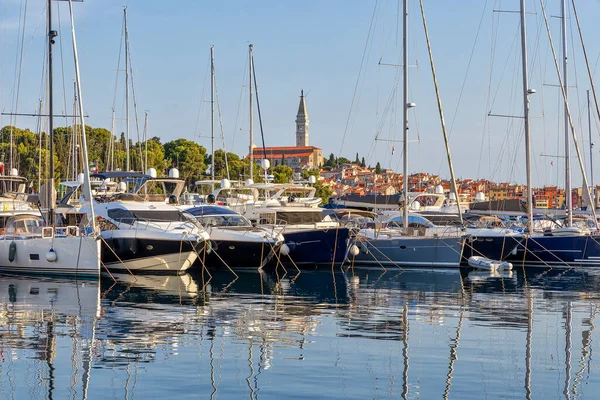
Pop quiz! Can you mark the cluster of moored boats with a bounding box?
[1,170,600,279]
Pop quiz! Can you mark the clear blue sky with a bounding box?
[2,0,600,188]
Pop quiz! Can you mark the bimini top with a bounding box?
[90,171,150,180]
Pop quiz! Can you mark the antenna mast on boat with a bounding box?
[211,45,215,190]
[249,43,254,181]
[402,0,409,233]
[519,0,534,232]
[562,0,572,226]
[124,7,130,172]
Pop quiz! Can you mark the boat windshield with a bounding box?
[195,214,250,227]
[107,208,191,224]
[186,206,249,227]
[387,215,436,229]
[5,215,45,235]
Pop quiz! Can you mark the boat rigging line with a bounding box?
[538,0,597,224]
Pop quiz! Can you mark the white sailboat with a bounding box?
[0,0,100,277]
[352,0,465,267]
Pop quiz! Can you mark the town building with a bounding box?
[251,90,324,170]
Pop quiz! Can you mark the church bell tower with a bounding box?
[295,90,309,146]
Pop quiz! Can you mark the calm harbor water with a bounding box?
[1,267,600,399]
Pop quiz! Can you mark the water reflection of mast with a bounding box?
[564,301,573,400]
[573,304,597,396]
[401,303,409,400]
[443,308,464,400]
[245,342,256,400]
[524,289,533,400]
[44,320,56,400]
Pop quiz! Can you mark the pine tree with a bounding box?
[375,162,381,174]
[360,157,366,168]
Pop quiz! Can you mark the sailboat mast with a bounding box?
[67,0,96,228]
[110,108,115,170]
[37,99,43,193]
[418,0,463,224]
[144,111,148,174]
[249,44,254,181]
[48,0,56,225]
[124,7,130,171]
[72,81,78,180]
[211,46,215,189]
[562,0,572,226]
[402,0,409,232]
[520,0,534,232]
[589,90,595,207]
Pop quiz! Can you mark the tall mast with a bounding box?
[589,90,595,207]
[48,0,56,225]
[520,0,534,232]
[402,0,409,233]
[72,80,78,180]
[124,7,130,171]
[562,0,572,226]
[36,99,43,193]
[249,44,254,181]
[143,111,148,173]
[418,0,463,224]
[210,46,215,190]
[110,108,115,170]
[67,0,96,228]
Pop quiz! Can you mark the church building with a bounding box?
[252,90,323,170]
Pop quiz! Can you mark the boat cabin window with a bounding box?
[187,206,249,227]
[260,211,323,225]
[195,215,249,227]
[108,208,190,224]
[5,216,44,235]
[388,215,435,229]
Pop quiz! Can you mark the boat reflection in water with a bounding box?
[1,267,600,399]
[0,274,100,399]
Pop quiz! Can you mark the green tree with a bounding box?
[272,164,293,183]
[355,153,359,164]
[360,157,366,167]
[375,162,381,174]
[338,156,351,165]
[164,138,207,182]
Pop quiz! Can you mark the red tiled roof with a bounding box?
[256,152,314,158]
[252,146,321,152]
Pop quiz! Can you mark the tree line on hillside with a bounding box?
[0,125,333,204]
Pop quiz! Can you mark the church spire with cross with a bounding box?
[295,89,309,146]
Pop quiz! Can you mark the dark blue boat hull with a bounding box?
[505,234,600,266]
[462,235,522,264]
[281,227,351,266]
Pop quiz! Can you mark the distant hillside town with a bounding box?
[1,89,596,210]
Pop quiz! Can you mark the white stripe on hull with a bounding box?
[0,236,100,278]
[104,251,197,274]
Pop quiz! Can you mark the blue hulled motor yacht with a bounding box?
[208,183,353,267]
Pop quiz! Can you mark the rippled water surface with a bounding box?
[1,266,600,399]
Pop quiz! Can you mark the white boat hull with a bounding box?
[103,250,197,274]
[0,236,101,278]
